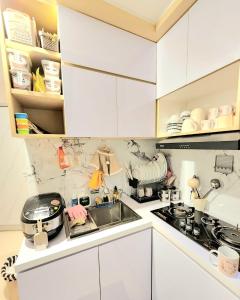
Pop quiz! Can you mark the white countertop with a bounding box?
[16,194,240,298]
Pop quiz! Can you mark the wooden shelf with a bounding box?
[11,89,64,110]
[156,60,240,138]
[13,133,65,139]
[5,39,61,64]
[158,127,239,139]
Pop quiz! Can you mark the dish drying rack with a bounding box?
[129,177,165,204]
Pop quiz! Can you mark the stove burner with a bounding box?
[212,226,240,250]
[169,205,193,219]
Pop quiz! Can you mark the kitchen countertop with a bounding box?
[15,194,240,298]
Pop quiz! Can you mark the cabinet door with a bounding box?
[188,0,240,82]
[157,14,188,98]
[62,65,117,137]
[117,78,156,137]
[18,247,100,300]
[152,230,238,300]
[58,5,156,83]
[99,229,151,300]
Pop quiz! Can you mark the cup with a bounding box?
[145,187,153,197]
[200,119,214,131]
[137,187,144,198]
[219,105,233,116]
[209,246,239,277]
[215,115,233,129]
[160,190,170,202]
[208,107,219,120]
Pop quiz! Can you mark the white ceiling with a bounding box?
[104,0,174,24]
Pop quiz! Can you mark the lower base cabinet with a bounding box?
[152,230,238,300]
[17,229,151,300]
[99,229,151,300]
[18,247,100,300]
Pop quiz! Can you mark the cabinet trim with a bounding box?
[62,62,156,85]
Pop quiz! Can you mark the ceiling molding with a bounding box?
[155,0,197,41]
[57,0,197,42]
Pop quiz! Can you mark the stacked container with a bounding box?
[15,113,29,135]
[7,48,32,90]
[41,60,61,94]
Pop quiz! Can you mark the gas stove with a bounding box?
[151,202,240,255]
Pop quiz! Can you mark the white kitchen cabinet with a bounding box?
[152,230,238,300]
[99,229,151,300]
[62,65,117,137]
[188,0,240,83]
[58,5,156,83]
[157,14,188,98]
[117,78,156,137]
[18,247,100,300]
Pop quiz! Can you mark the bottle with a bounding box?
[112,186,119,203]
[71,192,78,207]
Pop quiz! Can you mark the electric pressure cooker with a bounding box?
[21,193,65,241]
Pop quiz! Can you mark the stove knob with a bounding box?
[193,225,201,237]
[170,202,175,208]
[180,219,186,228]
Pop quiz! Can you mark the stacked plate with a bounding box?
[166,114,183,134]
[166,111,191,134]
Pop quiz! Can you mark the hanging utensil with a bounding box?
[202,179,221,199]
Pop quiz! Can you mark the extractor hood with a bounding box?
[156,131,240,150]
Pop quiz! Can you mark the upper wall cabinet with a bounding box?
[117,78,155,137]
[62,65,117,137]
[188,0,240,83]
[156,14,188,98]
[58,5,156,83]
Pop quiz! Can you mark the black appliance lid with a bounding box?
[22,193,64,223]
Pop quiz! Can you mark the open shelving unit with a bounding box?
[0,0,66,138]
[156,60,240,138]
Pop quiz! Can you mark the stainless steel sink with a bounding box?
[64,201,141,239]
[88,201,141,229]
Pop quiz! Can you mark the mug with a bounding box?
[209,246,239,277]
[219,105,233,116]
[145,187,153,197]
[200,119,214,131]
[215,115,233,129]
[137,187,144,198]
[208,107,219,120]
[159,190,170,202]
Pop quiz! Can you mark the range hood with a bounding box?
[156,131,240,150]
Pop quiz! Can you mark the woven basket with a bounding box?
[39,30,59,52]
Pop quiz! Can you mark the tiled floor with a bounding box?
[0,231,23,300]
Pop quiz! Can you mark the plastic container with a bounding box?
[39,30,59,52]
[17,129,29,135]
[44,78,61,94]
[3,9,34,46]
[17,124,29,129]
[15,119,28,126]
[15,112,28,119]
[10,69,31,90]
[7,48,31,71]
[41,60,60,78]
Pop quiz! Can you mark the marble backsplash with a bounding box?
[25,138,157,206]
